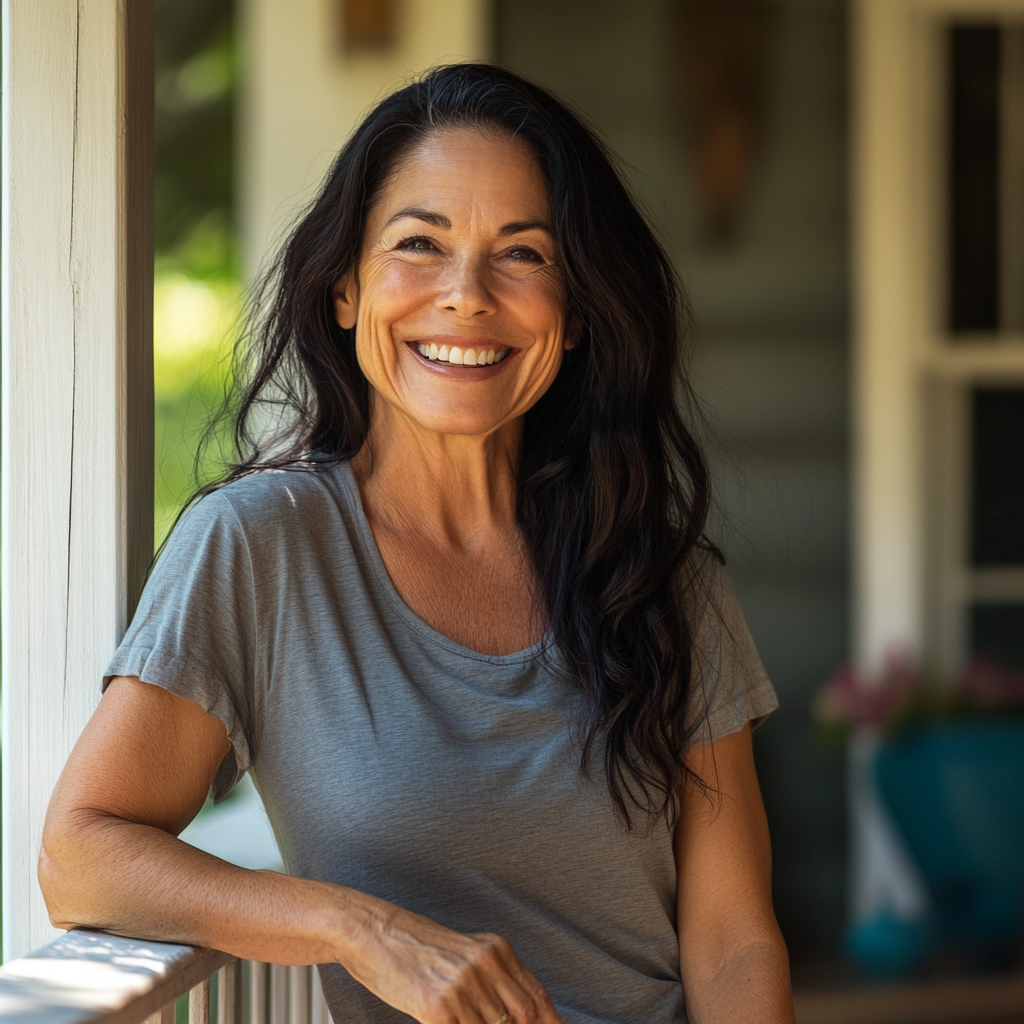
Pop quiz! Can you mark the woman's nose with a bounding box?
[435,253,497,317]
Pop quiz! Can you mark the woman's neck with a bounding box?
[351,398,524,553]
[348,391,542,655]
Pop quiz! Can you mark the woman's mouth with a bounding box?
[414,342,510,366]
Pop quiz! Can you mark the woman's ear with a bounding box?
[563,312,583,351]
[333,273,359,330]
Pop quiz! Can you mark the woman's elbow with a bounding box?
[38,809,110,930]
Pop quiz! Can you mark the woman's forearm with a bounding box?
[40,809,376,966]
[683,939,796,1024]
[40,810,564,1024]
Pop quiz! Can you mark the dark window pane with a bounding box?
[970,602,1024,668]
[972,388,1024,564]
[950,25,1001,332]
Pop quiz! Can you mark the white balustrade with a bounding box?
[0,931,330,1024]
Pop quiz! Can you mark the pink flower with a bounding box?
[817,655,918,729]
[955,657,1024,710]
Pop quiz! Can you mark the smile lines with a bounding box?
[416,343,509,366]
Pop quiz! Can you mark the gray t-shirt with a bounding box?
[105,462,777,1024]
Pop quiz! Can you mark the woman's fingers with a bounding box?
[470,933,562,1024]
[342,895,561,1024]
[487,977,561,1024]
[412,930,561,1024]
[500,972,562,1024]
[516,973,561,1024]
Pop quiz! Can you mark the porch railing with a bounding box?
[0,931,331,1024]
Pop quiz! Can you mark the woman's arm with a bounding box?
[41,676,561,1024]
[674,724,796,1024]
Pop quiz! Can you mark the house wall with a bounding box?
[239,0,490,276]
[496,0,850,956]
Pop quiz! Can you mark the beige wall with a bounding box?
[238,0,491,278]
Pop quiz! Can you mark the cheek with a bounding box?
[518,298,568,364]
[511,275,567,337]
[373,255,443,303]
[523,342,566,403]
[353,268,426,365]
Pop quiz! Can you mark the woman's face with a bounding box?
[334,127,574,440]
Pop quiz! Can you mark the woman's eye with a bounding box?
[396,236,437,252]
[506,247,544,264]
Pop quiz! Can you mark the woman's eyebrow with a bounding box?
[385,207,451,228]
[384,209,553,237]
[499,220,552,237]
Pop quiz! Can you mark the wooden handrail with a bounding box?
[793,970,1024,1024]
[0,930,231,1024]
[0,931,330,1024]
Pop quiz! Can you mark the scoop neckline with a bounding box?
[335,461,552,666]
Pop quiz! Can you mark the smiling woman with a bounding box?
[335,130,574,477]
[39,64,794,1024]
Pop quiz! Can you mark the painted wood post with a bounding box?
[850,0,923,674]
[1,0,154,958]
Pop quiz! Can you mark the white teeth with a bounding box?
[422,344,510,365]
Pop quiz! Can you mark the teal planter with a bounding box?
[845,912,933,980]
[875,721,1024,956]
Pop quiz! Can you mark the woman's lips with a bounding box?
[405,340,516,376]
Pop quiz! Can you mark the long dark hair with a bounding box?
[203,62,714,827]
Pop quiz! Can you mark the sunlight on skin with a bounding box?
[333,128,578,519]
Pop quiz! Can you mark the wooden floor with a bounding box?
[793,972,1024,1024]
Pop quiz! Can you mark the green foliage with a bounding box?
[154,0,235,276]
[154,275,241,548]
[153,0,240,547]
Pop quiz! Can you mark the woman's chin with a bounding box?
[397,402,517,440]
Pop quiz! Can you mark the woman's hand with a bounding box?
[337,895,562,1024]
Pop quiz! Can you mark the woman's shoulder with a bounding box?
[678,542,779,745]
[160,463,357,576]
[184,462,350,532]
[678,543,751,651]
[677,542,728,605]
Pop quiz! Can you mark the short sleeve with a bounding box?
[104,491,258,799]
[683,551,779,749]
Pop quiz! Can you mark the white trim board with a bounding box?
[851,0,1024,670]
[1,0,154,959]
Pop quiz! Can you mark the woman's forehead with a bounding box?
[372,128,550,226]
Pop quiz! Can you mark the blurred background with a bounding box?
[156,0,1024,1018]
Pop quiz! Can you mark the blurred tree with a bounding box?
[155,0,236,277]
[153,0,239,545]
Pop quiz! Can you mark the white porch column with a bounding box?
[851,0,925,671]
[1,0,154,958]
[239,0,491,277]
[849,0,1024,943]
